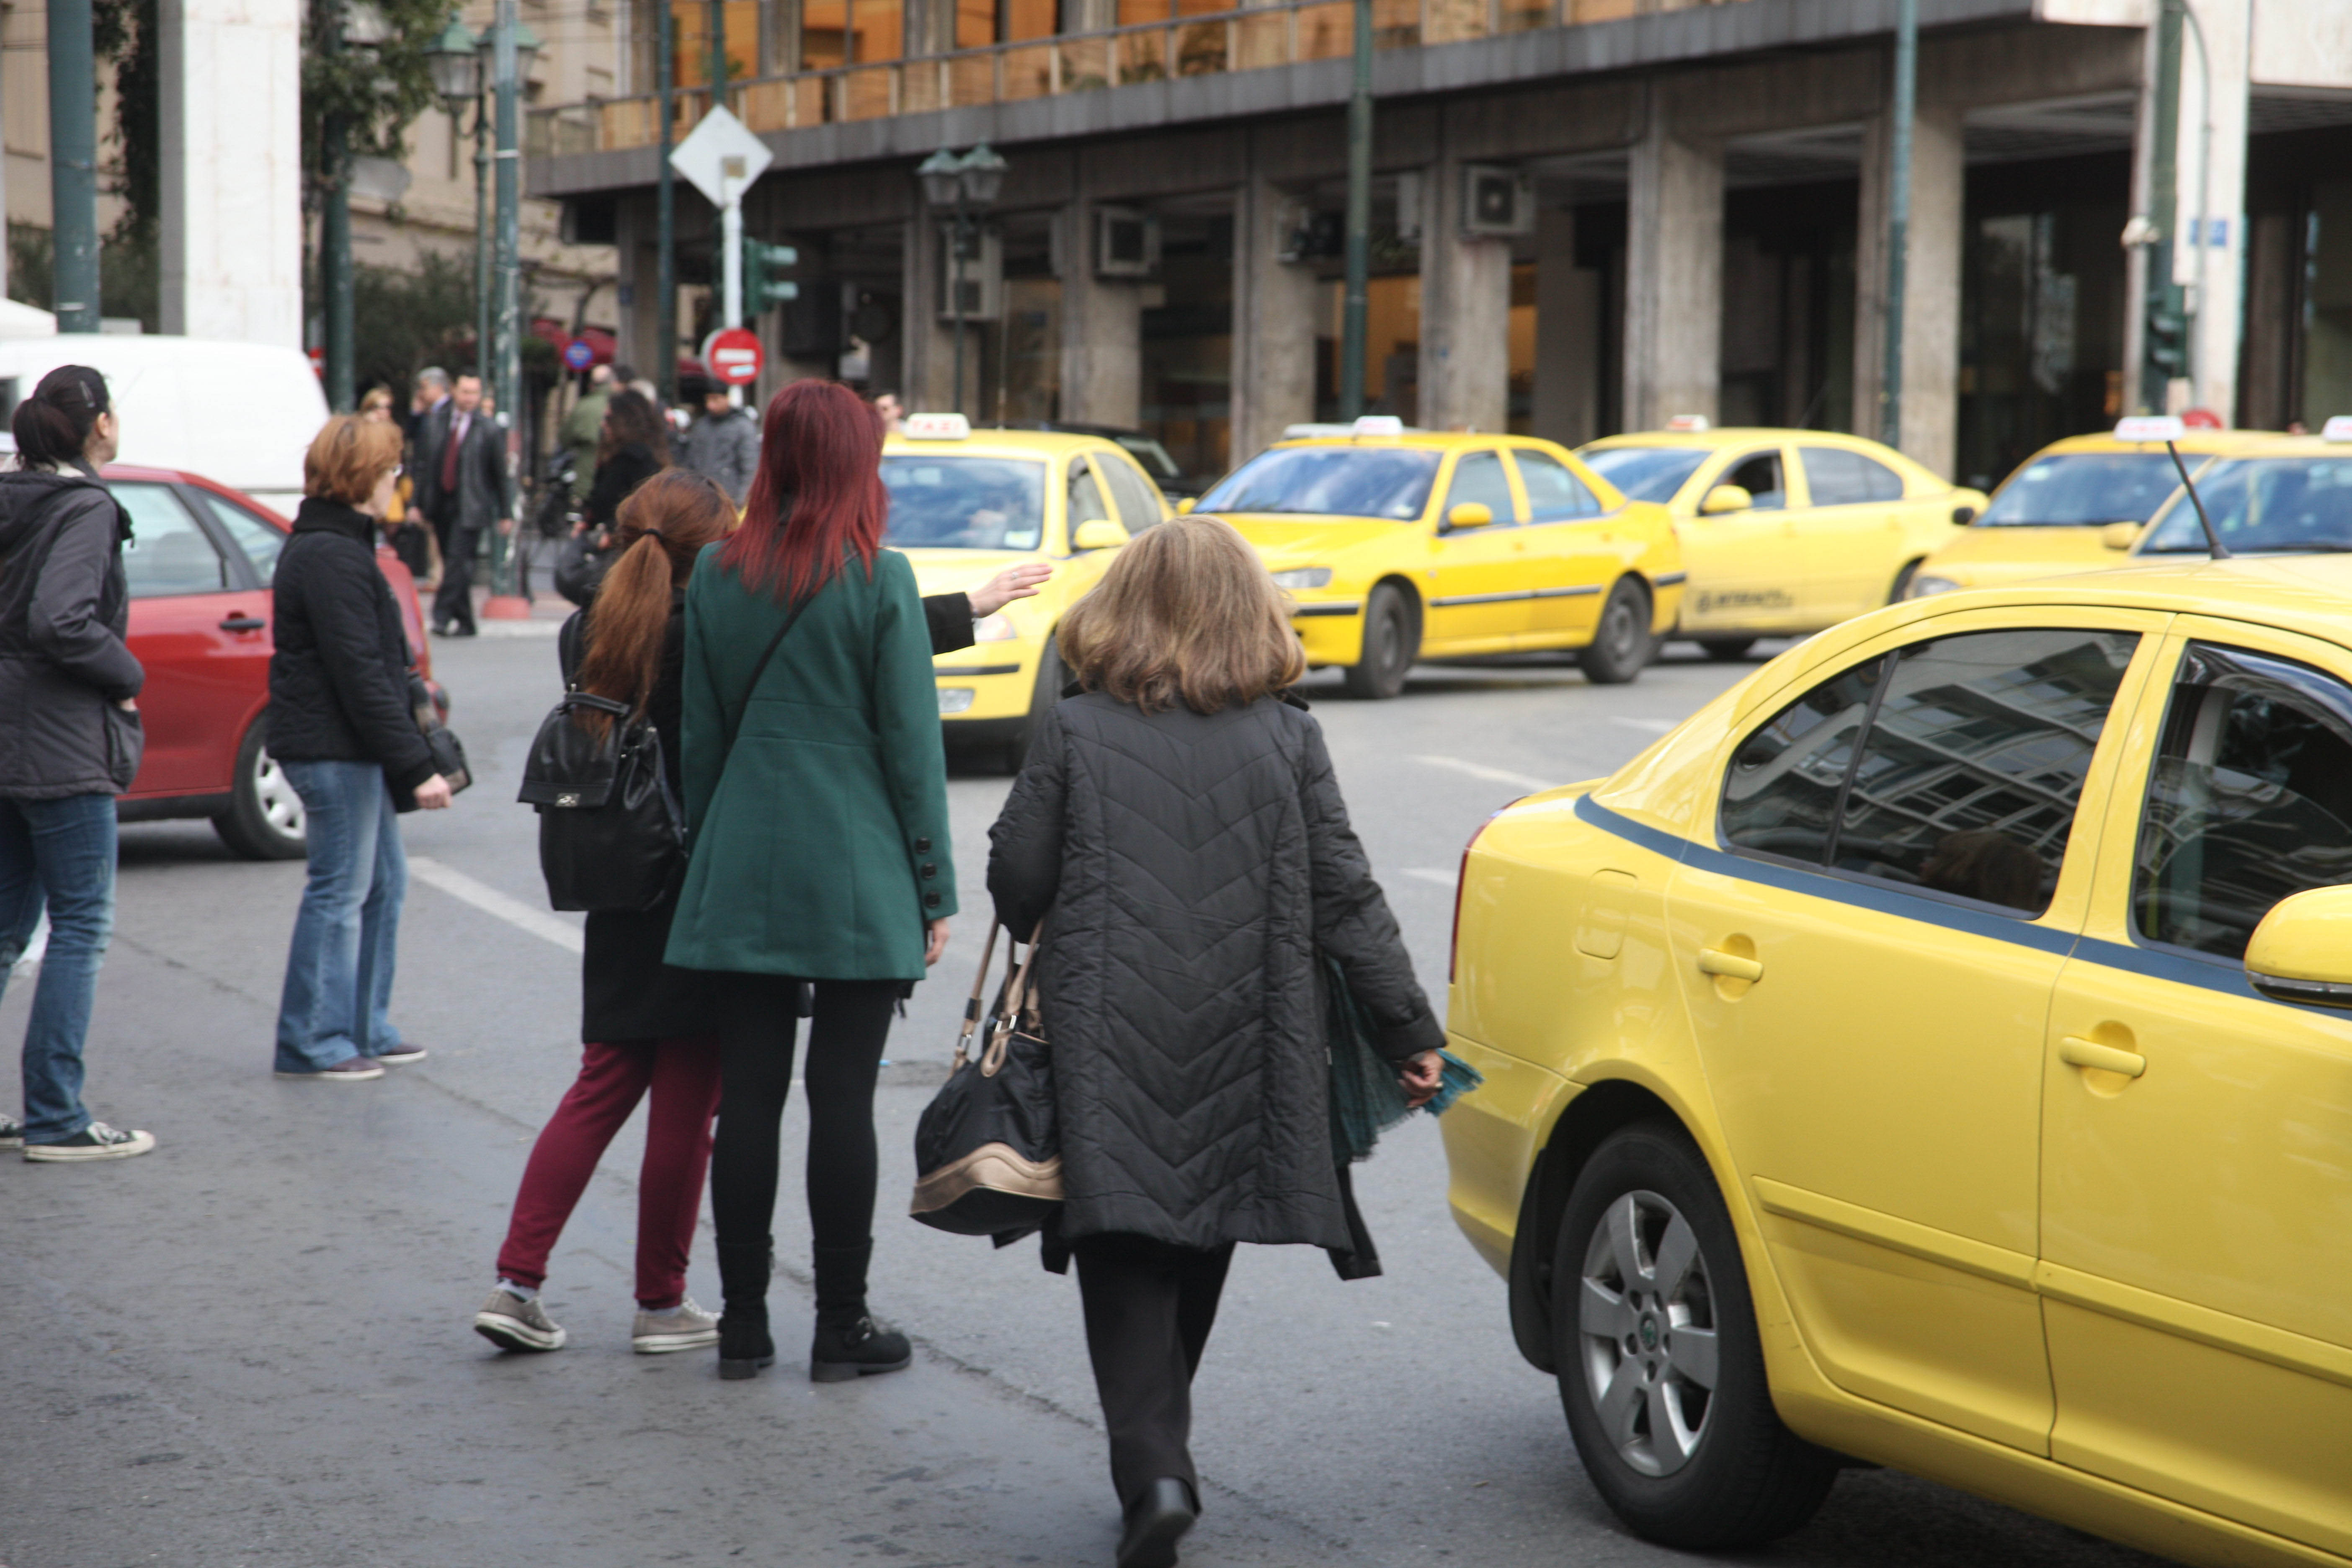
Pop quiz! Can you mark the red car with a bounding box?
[109,464,441,859]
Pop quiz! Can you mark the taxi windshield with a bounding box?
[1978,453,2184,526]
[2140,456,2352,554]
[880,455,1046,550]
[1578,446,1709,504]
[1195,446,1439,519]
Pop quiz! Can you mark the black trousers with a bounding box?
[708,974,899,1317]
[431,520,480,632]
[1074,1233,1235,1508]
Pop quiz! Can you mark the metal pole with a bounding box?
[2139,0,2184,414]
[709,0,727,104]
[47,0,101,332]
[492,0,522,594]
[320,0,355,408]
[951,206,967,417]
[657,4,678,406]
[1338,0,1372,420]
[1878,0,1916,450]
[475,101,492,382]
[2181,0,2212,403]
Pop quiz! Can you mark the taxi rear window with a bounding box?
[1195,446,1438,519]
[881,456,1046,550]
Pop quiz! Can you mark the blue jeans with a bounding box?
[274,760,408,1072]
[0,793,119,1144]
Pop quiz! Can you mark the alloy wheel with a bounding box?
[1578,1189,1720,1477]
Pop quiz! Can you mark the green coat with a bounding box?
[665,544,957,981]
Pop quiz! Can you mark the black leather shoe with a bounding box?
[1117,1478,1196,1568]
[809,1315,911,1383]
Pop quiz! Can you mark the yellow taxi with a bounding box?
[1908,426,2278,599]
[1439,554,2352,1565]
[1577,426,1988,659]
[1190,418,1683,696]
[881,415,1168,765]
[2129,425,2352,562]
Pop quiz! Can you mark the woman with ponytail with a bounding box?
[473,469,740,1356]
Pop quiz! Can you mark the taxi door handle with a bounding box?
[1697,948,1763,982]
[2060,1036,2145,1078]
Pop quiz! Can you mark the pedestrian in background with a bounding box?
[668,379,954,1383]
[361,388,435,584]
[583,389,669,532]
[559,362,614,503]
[416,371,512,637]
[871,391,906,433]
[0,366,157,1162]
[678,375,760,504]
[267,416,455,1083]
[474,469,739,1357]
[408,367,451,451]
[987,516,1444,1568]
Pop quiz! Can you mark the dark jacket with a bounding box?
[988,693,1442,1256]
[417,402,512,534]
[583,443,663,531]
[0,465,144,798]
[267,498,437,802]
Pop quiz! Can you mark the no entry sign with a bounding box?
[701,327,764,387]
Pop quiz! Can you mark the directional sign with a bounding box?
[701,326,764,387]
[667,107,773,211]
[561,338,595,371]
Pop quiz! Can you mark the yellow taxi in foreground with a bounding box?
[882,417,1168,765]
[1578,426,1988,658]
[1191,419,1681,697]
[1441,555,2352,1566]
[1908,427,2277,599]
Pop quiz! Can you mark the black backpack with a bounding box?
[518,691,683,912]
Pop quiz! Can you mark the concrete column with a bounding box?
[1531,204,1600,446]
[1418,158,1512,433]
[903,210,958,409]
[2241,210,2295,431]
[2180,0,2249,422]
[159,0,303,344]
[1854,100,1963,478]
[1057,202,1142,428]
[1230,170,1318,462]
[1623,106,1722,433]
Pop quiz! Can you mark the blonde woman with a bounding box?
[986,516,1442,1568]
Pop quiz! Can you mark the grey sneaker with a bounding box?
[474,1288,566,1352]
[632,1297,721,1354]
[0,1112,21,1150]
[23,1121,155,1162]
[275,1057,385,1083]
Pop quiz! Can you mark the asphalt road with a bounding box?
[0,626,2175,1568]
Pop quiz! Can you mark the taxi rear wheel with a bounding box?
[1577,580,1653,686]
[1888,559,1924,603]
[1699,638,1756,662]
[1553,1123,1837,1548]
[1341,584,1418,701]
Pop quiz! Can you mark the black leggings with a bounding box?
[709,975,900,1259]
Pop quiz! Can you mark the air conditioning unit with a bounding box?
[1095,207,1161,279]
[1461,165,1533,237]
[936,227,1003,322]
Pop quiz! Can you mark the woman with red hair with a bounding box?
[666,379,953,1382]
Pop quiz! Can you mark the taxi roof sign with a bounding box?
[2323,416,2352,443]
[1351,415,1404,437]
[2115,415,2185,443]
[903,412,971,440]
[1665,414,1711,432]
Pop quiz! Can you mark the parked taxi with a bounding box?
[1578,425,1988,659]
[2129,423,2352,561]
[884,415,1168,766]
[1193,418,1682,698]
[1440,554,2352,1566]
[1907,426,2277,599]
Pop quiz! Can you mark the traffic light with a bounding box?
[2146,285,2189,378]
[743,238,800,312]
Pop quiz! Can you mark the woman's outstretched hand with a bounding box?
[968,562,1053,619]
[925,917,952,967]
[1398,1050,1443,1110]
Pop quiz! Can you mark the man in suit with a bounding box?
[416,373,513,637]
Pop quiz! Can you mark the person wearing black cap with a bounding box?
[0,365,157,1161]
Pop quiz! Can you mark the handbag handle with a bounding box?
[983,921,1047,1076]
[952,922,1003,1073]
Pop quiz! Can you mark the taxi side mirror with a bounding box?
[1952,505,1977,526]
[1444,501,1493,531]
[1700,485,1753,516]
[1175,497,1196,515]
[2245,885,2352,1008]
[2100,521,2142,551]
[1071,518,1129,552]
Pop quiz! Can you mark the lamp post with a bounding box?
[486,2,539,610]
[426,21,489,380]
[917,144,1006,417]
[1338,0,1371,420]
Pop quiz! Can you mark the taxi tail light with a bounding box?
[1448,805,1516,986]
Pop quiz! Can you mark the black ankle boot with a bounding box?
[715,1240,775,1381]
[809,1314,911,1383]
[1117,1478,1197,1568]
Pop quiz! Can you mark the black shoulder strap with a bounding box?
[721,589,815,758]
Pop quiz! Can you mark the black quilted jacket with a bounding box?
[987,690,1442,1255]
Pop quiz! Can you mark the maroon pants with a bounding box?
[495,1037,722,1309]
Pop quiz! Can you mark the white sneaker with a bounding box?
[23,1121,156,1162]
[632,1297,721,1354]
[0,1112,22,1150]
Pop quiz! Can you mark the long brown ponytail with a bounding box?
[574,468,737,739]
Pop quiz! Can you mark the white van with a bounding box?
[0,336,327,515]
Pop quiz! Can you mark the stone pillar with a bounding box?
[1418,158,1512,433]
[1057,202,1142,428]
[1531,204,1600,446]
[1623,106,1722,433]
[2240,210,2295,431]
[902,210,959,409]
[1230,170,1318,462]
[159,0,303,345]
[1854,99,1963,475]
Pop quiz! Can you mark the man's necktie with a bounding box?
[440,413,466,495]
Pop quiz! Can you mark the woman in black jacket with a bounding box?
[988,516,1442,1568]
[557,389,671,607]
[0,365,157,1161]
[268,417,454,1082]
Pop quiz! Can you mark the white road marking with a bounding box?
[407,856,584,954]
[1610,717,1676,734]
[1412,754,1557,792]
[1403,868,1457,887]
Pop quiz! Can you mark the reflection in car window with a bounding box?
[2133,643,2352,960]
[2138,456,2352,555]
[1979,453,2183,526]
[1580,446,1708,505]
[1720,660,1885,863]
[1096,451,1167,531]
[193,491,285,579]
[1722,451,1785,510]
[1444,451,1516,525]
[1514,450,1602,521]
[1067,457,1112,531]
[115,482,232,598]
[1195,446,1441,519]
[1801,446,1906,506]
[879,456,1045,550]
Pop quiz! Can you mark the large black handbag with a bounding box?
[910,923,1063,1238]
[517,692,682,911]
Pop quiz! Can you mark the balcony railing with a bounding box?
[529,0,1745,157]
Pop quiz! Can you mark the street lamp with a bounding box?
[426,17,481,105]
[918,144,1007,418]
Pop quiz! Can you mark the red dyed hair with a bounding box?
[723,379,887,601]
